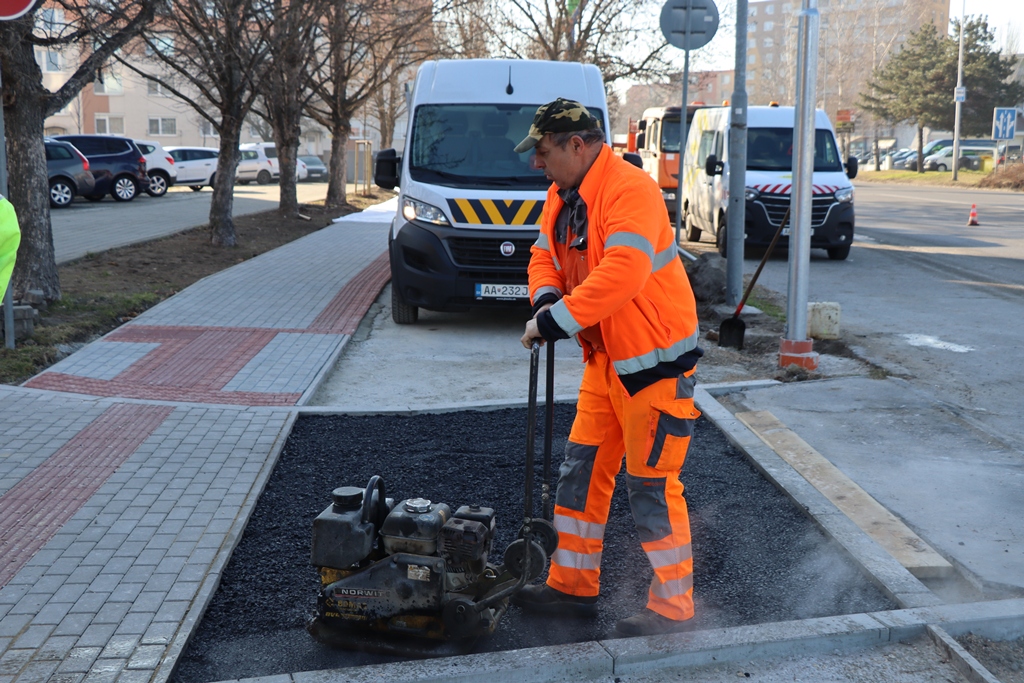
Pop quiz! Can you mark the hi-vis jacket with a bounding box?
[528,145,699,377]
[0,196,21,298]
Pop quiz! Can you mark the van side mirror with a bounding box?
[374,148,400,190]
[845,156,858,180]
[635,132,646,149]
[705,153,724,176]
[623,152,643,169]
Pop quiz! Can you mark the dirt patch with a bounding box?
[979,163,1024,191]
[957,633,1024,682]
[1,191,395,385]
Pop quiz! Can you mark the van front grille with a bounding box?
[756,194,835,228]
[447,237,535,269]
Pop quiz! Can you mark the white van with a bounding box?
[373,59,610,324]
[681,105,858,260]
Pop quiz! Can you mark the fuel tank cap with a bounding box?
[331,486,364,510]
[404,498,432,513]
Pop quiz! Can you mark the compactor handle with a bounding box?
[360,475,387,529]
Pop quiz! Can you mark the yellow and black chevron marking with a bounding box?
[446,199,545,225]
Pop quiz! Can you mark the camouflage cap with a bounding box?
[513,98,601,153]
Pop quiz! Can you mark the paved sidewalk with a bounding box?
[2,194,1023,683]
[1,201,395,683]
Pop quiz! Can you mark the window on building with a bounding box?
[147,79,170,96]
[722,74,731,85]
[749,6,757,15]
[200,119,219,137]
[748,21,757,32]
[36,49,63,72]
[145,34,176,57]
[764,21,774,31]
[783,3,792,10]
[95,115,125,135]
[764,37,774,47]
[749,38,757,48]
[766,4,774,14]
[39,8,65,35]
[94,70,123,95]
[148,117,177,136]
[766,53,774,63]
[748,54,756,64]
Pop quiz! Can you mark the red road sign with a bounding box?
[0,0,36,21]
[836,109,853,123]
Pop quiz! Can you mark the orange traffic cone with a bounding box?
[967,204,979,226]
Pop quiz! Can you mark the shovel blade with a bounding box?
[718,316,746,349]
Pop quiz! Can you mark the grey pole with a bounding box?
[725,0,748,307]
[952,0,965,181]
[785,0,819,345]
[674,0,692,246]
[0,63,15,350]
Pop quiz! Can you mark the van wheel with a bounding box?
[685,212,702,242]
[716,225,728,258]
[827,245,851,260]
[936,163,947,172]
[391,284,418,324]
[257,170,272,185]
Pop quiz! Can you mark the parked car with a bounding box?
[164,146,220,191]
[236,148,275,185]
[299,155,327,182]
[45,138,96,208]
[296,158,308,182]
[133,139,177,197]
[51,134,149,202]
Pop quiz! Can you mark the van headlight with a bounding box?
[834,187,854,203]
[744,187,760,201]
[662,190,676,201]
[402,197,451,226]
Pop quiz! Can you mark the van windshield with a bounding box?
[746,127,843,172]
[660,118,681,152]
[410,104,603,189]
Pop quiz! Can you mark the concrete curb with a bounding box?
[199,599,1024,683]
[694,386,941,609]
[296,334,352,407]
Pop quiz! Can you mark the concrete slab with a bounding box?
[725,377,1024,594]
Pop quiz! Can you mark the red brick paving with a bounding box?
[23,252,391,406]
[0,404,173,588]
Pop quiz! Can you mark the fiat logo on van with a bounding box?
[500,241,516,257]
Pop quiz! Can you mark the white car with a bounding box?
[165,146,220,191]
[238,142,307,183]
[133,139,178,197]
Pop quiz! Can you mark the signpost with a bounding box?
[659,0,719,246]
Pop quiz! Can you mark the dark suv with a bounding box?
[45,138,96,208]
[52,135,149,202]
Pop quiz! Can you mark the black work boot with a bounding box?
[614,609,695,637]
[513,584,598,617]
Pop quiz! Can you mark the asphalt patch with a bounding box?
[171,408,895,682]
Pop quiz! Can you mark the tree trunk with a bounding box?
[325,121,351,208]
[4,29,60,301]
[273,121,301,217]
[209,120,243,247]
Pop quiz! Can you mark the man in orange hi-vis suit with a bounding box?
[514,99,703,637]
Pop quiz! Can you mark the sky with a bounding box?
[674,0,1022,74]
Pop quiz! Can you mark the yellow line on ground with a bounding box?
[736,410,954,579]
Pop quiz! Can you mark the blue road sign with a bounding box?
[992,108,1017,140]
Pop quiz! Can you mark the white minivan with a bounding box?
[681,104,858,260]
[373,59,610,323]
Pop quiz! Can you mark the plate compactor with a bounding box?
[307,342,559,648]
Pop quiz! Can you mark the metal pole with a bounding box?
[725,0,748,307]
[785,0,818,345]
[674,0,692,247]
[952,0,965,181]
[0,63,15,350]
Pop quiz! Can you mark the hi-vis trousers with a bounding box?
[547,350,700,621]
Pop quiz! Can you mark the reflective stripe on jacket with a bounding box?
[528,145,699,376]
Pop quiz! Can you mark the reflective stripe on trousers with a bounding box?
[547,351,699,620]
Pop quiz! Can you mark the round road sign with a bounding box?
[0,0,37,21]
[660,0,720,51]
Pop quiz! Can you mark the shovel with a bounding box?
[718,207,791,349]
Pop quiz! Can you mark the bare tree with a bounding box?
[119,0,274,246]
[251,0,328,217]
[1,1,158,300]
[463,0,675,85]
[304,0,437,208]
